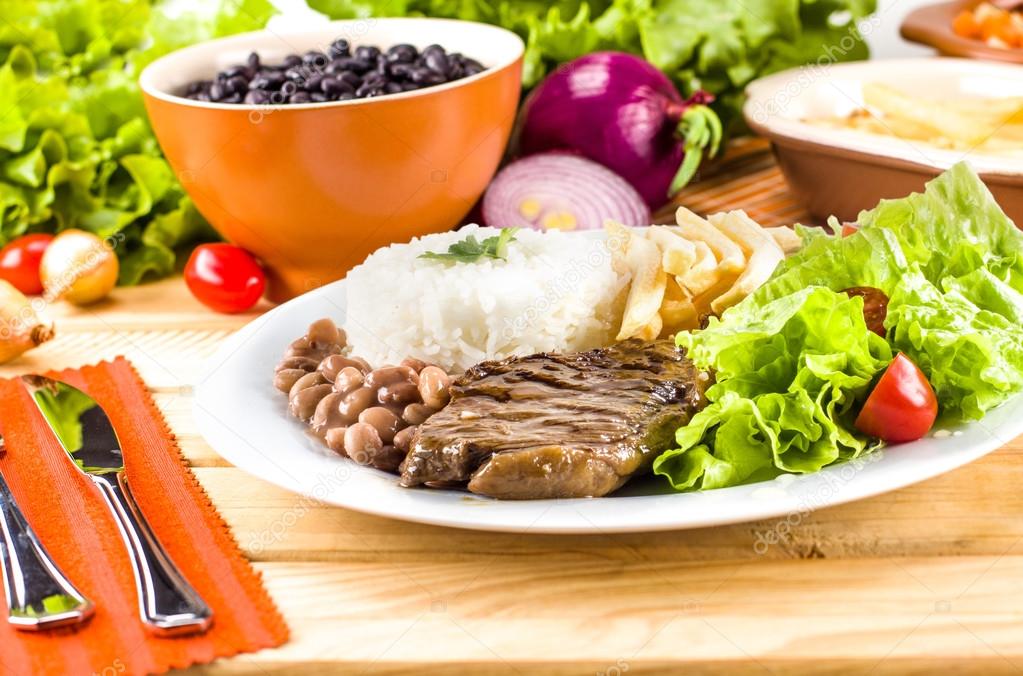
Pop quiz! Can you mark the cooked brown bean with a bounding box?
[344,422,382,465]
[366,365,418,388]
[393,425,417,452]
[307,317,340,346]
[358,406,401,444]
[289,383,332,421]
[289,371,326,399]
[377,381,420,406]
[400,357,427,373]
[311,392,345,435]
[333,366,365,395]
[339,386,376,424]
[418,366,451,409]
[325,426,348,455]
[287,342,340,360]
[318,355,368,383]
[401,403,433,425]
[350,356,372,373]
[370,445,406,472]
[277,355,320,372]
[273,368,307,393]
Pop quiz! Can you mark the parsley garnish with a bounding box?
[419,228,519,264]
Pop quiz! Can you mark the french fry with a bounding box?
[764,226,802,254]
[679,240,721,298]
[674,207,746,274]
[707,210,785,314]
[646,226,697,277]
[608,222,668,341]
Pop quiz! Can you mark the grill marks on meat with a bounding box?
[399,339,707,499]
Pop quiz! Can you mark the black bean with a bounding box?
[303,50,328,68]
[329,38,350,58]
[386,43,417,63]
[410,68,445,86]
[423,50,450,76]
[182,38,483,105]
[244,89,270,104]
[355,84,378,98]
[354,45,380,61]
[250,71,284,90]
[349,58,373,74]
[304,73,323,91]
[321,76,353,96]
[226,75,249,94]
[338,71,362,87]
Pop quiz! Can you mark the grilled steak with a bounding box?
[400,339,708,499]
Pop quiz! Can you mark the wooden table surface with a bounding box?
[3,152,1023,674]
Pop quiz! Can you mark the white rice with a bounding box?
[345,225,626,372]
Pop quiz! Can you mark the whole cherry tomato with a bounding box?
[0,233,54,295]
[855,353,938,443]
[184,243,266,313]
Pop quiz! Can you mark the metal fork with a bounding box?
[0,434,93,630]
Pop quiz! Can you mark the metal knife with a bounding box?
[21,375,213,636]
[0,435,93,630]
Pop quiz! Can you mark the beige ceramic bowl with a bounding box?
[743,58,1023,226]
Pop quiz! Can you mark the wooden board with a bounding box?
[3,148,1022,674]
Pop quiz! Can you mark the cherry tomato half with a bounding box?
[0,233,54,295]
[184,243,266,313]
[855,353,938,443]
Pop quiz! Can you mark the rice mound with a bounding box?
[345,225,626,372]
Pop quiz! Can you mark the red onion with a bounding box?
[482,151,650,231]
[516,52,722,209]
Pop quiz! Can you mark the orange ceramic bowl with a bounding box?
[140,18,524,301]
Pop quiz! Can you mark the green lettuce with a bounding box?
[309,0,876,134]
[656,162,1023,491]
[655,286,890,490]
[0,0,275,285]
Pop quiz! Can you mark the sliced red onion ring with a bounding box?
[482,151,651,231]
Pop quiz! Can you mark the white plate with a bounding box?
[194,280,1023,534]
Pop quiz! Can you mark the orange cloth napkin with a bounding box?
[0,358,288,675]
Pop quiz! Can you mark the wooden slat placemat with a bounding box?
[656,137,811,227]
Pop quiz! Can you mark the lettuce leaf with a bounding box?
[0,0,277,285]
[657,162,1023,491]
[655,287,890,490]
